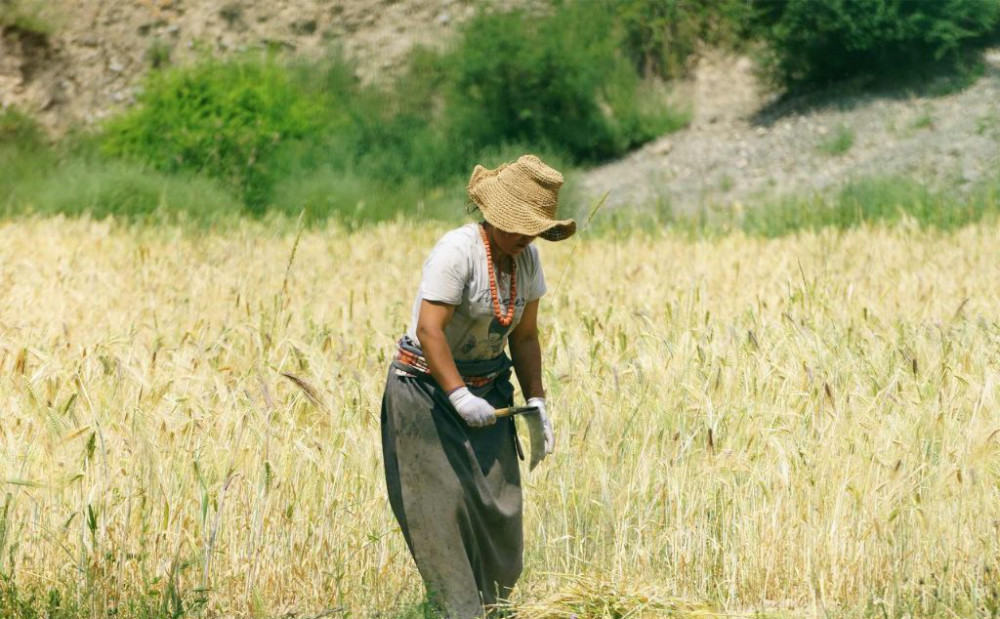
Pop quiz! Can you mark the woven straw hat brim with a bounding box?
[478,204,577,241]
[469,155,576,242]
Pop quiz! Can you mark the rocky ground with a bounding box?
[578,48,1000,214]
[0,0,489,132]
[2,0,998,214]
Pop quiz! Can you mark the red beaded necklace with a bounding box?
[479,224,517,327]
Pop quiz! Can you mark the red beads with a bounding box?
[479,224,517,328]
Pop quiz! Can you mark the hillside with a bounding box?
[579,48,1000,215]
[0,0,480,133]
[2,0,998,216]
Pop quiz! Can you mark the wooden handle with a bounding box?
[495,406,539,418]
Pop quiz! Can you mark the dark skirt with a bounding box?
[381,358,523,618]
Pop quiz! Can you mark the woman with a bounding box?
[381,154,576,617]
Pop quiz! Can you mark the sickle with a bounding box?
[494,405,539,418]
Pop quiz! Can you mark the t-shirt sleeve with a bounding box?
[418,234,469,305]
[525,245,547,302]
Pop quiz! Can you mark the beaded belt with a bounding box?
[394,343,503,388]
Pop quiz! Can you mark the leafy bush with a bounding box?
[100,54,349,212]
[1,108,240,221]
[98,3,686,218]
[441,1,686,163]
[610,0,756,78]
[759,0,1000,87]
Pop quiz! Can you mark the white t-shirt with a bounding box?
[406,223,547,361]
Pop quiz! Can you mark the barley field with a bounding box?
[1,217,998,618]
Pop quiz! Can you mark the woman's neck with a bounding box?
[482,223,512,271]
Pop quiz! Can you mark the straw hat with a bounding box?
[468,154,576,242]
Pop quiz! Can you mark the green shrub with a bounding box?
[347,91,457,187]
[145,37,172,69]
[100,54,348,212]
[441,1,685,163]
[610,0,756,79]
[270,168,459,226]
[81,4,690,222]
[759,0,1000,88]
[98,49,465,216]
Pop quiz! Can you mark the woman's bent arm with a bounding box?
[416,299,465,394]
[509,300,545,401]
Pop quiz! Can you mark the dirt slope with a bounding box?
[3,2,998,214]
[579,49,1000,214]
[0,0,479,133]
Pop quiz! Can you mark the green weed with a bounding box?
[611,0,757,78]
[912,112,935,131]
[817,124,855,156]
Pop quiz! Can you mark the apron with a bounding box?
[381,337,523,617]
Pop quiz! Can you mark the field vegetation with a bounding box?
[754,0,1000,89]
[1,218,999,617]
[4,1,692,221]
[2,2,1000,615]
[5,0,997,223]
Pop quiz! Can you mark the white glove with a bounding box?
[524,397,555,471]
[448,387,497,427]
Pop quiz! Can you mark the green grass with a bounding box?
[1,110,242,222]
[572,174,1000,241]
[912,112,935,131]
[737,175,1000,238]
[817,124,855,156]
[0,573,201,619]
[975,112,999,136]
[9,160,242,221]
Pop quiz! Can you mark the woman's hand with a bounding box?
[448,387,497,427]
[525,397,554,470]
[509,299,552,469]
